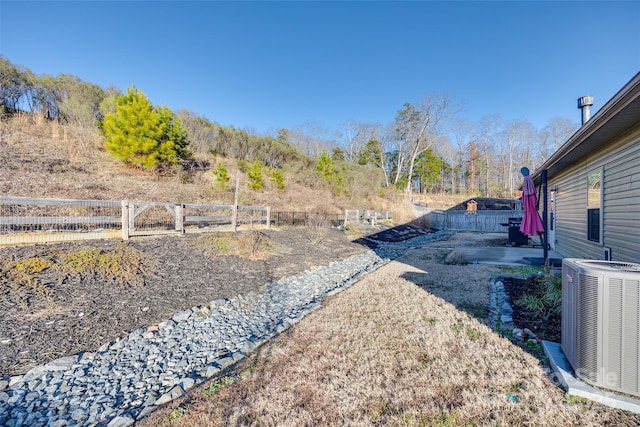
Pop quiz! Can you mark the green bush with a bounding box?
[516,274,562,320]
[14,257,54,274]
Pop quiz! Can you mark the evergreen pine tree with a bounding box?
[101,85,190,170]
[270,167,286,190]
[316,150,345,195]
[247,159,264,191]
[212,163,231,190]
[156,106,191,166]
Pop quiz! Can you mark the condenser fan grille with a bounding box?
[575,260,640,272]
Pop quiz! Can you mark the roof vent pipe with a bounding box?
[577,95,594,125]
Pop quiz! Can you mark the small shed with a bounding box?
[466,199,478,213]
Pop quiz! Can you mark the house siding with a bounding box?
[550,124,640,263]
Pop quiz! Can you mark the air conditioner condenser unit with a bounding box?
[562,258,640,397]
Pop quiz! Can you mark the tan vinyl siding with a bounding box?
[551,125,640,263]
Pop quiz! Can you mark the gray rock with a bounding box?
[200,365,220,378]
[501,314,513,324]
[154,391,173,406]
[215,356,234,369]
[24,391,39,403]
[158,319,176,330]
[107,415,135,427]
[170,385,185,399]
[240,340,257,355]
[172,310,193,323]
[180,377,195,391]
[7,393,23,405]
[136,404,157,420]
[70,408,86,421]
[46,355,80,372]
[19,366,47,383]
[110,340,125,350]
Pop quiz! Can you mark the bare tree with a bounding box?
[289,121,336,158]
[474,115,502,196]
[341,119,361,162]
[433,137,458,194]
[393,94,459,199]
[449,118,476,194]
[498,119,536,196]
[538,117,579,165]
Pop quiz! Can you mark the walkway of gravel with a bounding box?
[0,230,455,427]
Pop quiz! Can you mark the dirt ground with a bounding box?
[0,227,368,377]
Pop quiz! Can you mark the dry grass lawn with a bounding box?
[140,247,640,426]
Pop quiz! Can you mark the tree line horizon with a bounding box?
[1,56,579,199]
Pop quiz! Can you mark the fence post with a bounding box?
[128,203,135,232]
[175,204,184,233]
[266,206,271,230]
[121,200,129,240]
[232,176,239,232]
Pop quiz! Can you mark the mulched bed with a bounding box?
[502,275,561,342]
[0,227,368,377]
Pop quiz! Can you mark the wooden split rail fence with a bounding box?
[0,196,270,246]
[343,209,392,226]
[0,196,397,246]
[271,211,347,227]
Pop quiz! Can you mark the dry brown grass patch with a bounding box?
[302,212,330,245]
[194,230,285,261]
[443,247,469,265]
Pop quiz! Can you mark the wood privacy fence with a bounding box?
[344,210,392,226]
[427,209,523,232]
[0,196,270,246]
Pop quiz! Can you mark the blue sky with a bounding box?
[1,1,639,136]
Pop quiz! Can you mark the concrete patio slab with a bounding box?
[543,341,640,414]
[460,245,564,267]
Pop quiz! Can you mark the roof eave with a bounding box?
[532,72,640,183]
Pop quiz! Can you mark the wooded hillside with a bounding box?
[1,56,578,212]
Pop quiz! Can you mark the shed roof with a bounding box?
[532,72,640,183]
